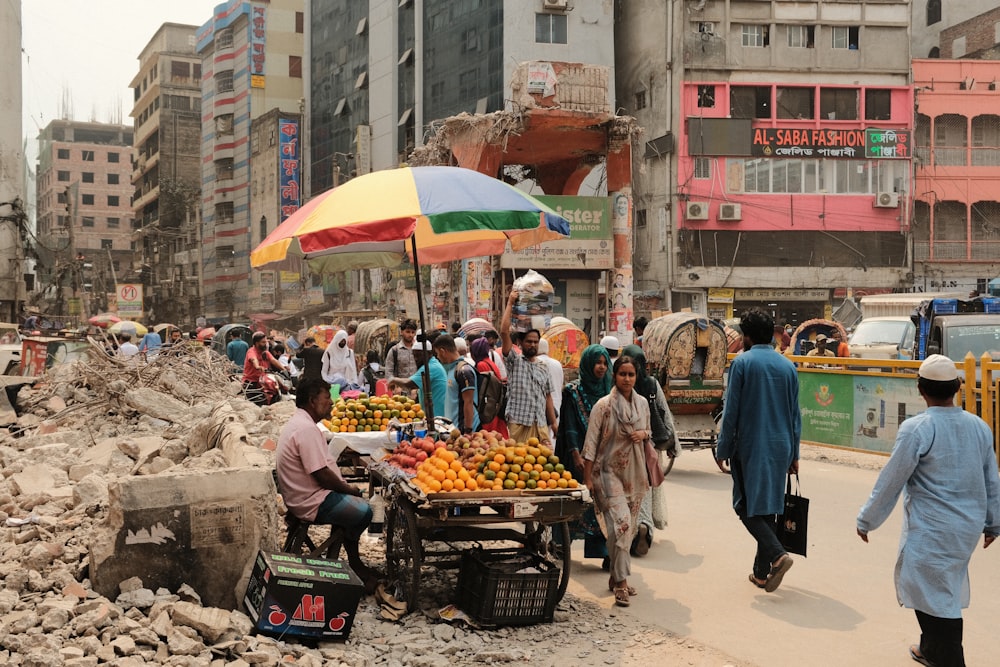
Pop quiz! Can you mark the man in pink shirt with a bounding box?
[276,378,374,580]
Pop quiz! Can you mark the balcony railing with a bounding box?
[914,240,1000,261]
[915,146,1000,167]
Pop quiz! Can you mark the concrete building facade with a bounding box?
[197,0,304,322]
[35,120,135,319]
[910,0,999,60]
[617,1,913,324]
[0,0,25,321]
[130,23,204,325]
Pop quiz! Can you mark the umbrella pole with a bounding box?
[410,235,436,428]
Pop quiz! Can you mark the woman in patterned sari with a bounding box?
[556,344,613,567]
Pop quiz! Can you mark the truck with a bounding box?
[911,297,1000,362]
[858,292,970,319]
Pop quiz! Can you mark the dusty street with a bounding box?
[563,444,1000,667]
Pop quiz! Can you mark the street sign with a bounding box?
[117,283,143,318]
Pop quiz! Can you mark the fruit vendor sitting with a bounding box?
[276,378,376,583]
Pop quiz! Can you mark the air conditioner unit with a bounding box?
[543,0,569,10]
[718,203,742,221]
[686,201,709,220]
[875,192,899,208]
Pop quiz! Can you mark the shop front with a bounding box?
[733,288,831,328]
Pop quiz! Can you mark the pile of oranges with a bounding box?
[410,434,580,494]
[322,394,424,433]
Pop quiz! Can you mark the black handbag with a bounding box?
[643,380,676,451]
[777,474,809,557]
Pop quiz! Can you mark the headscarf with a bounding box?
[578,344,612,404]
[323,330,357,383]
[621,343,655,395]
[470,337,492,364]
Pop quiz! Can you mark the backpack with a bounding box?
[362,364,384,393]
[458,360,507,424]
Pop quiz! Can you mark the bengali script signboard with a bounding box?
[752,128,910,159]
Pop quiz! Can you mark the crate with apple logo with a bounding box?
[244,550,364,640]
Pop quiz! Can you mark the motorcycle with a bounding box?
[243,369,293,406]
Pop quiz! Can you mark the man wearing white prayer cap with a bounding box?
[858,354,1000,667]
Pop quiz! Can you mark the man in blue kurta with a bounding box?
[857,354,1000,667]
[716,307,801,593]
[388,341,447,423]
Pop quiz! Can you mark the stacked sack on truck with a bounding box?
[512,269,554,332]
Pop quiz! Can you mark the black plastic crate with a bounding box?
[456,549,559,626]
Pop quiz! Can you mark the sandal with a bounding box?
[765,554,793,593]
[908,645,935,667]
[608,576,637,596]
[613,585,630,607]
[748,573,767,589]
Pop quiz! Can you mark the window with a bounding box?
[215,158,234,181]
[217,245,236,268]
[698,85,716,108]
[108,152,119,163]
[82,150,94,162]
[57,191,67,205]
[107,217,120,229]
[108,173,119,185]
[217,28,233,49]
[82,216,95,228]
[820,88,859,120]
[787,25,814,48]
[57,148,69,159]
[777,87,814,119]
[927,0,941,26]
[295,11,304,33]
[634,89,647,111]
[636,209,647,228]
[289,55,302,78]
[694,157,711,179]
[535,13,568,44]
[741,24,769,48]
[215,114,234,136]
[730,86,771,119]
[82,194,94,205]
[865,89,892,121]
[82,172,94,183]
[101,239,113,250]
[171,61,190,81]
[215,202,234,225]
[215,71,234,93]
[260,216,268,241]
[430,81,445,101]
[832,26,860,50]
[57,170,70,182]
[108,195,120,207]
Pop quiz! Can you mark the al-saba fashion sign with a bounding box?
[752,128,910,159]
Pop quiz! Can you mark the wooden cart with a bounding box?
[374,466,589,607]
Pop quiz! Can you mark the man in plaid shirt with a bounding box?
[501,290,558,445]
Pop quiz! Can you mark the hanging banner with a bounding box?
[279,118,300,221]
[250,5,267,87]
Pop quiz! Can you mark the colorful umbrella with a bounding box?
[89,313,121,328]
[108,321,148,337]
[250,166,571,422]
[250,166,570,272]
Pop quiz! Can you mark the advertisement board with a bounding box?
[117,284,143,318]
[500,195,613,270]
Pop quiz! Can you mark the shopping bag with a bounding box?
[777,474,808,557]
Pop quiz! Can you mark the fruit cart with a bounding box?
[372,464,589,611]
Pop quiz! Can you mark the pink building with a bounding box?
[912,59,1000,287]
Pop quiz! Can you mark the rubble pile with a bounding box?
[0,345,728,666]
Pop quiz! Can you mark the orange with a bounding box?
[515,480,526,489]
[567,479,578,488]
[441,479,454,492]
[488,461,501,472]
[557,478,568,488]
[526,437,540,447]
[563,471,573,480]
[514,446,527,457]
[539,471,550,481]
[535,480,546,490]
[458,469,471,482]
[445,469,458,481]
[428,479,442,493]
[432,468,446,482]
[493,453,506,464]
[450,460,463,472]
[453,478,466,491]
[466,478,478,491]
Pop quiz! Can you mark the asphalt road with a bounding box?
[565,445,1000,666]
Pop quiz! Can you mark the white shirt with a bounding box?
[538,353,564,417]
[119,342,140,359]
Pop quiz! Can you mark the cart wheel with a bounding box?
[385,500,422,605]
[552,521,572,602]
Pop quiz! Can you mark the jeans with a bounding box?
[739,514,785,580]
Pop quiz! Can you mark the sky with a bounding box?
[20,1,216,146]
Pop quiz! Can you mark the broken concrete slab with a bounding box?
[9,464,73,499]
[89,468,280,610]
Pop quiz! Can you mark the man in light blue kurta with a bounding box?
[717,308,801,593]
[857,354,1000,667]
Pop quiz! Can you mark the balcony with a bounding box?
[914,240,1000,262]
